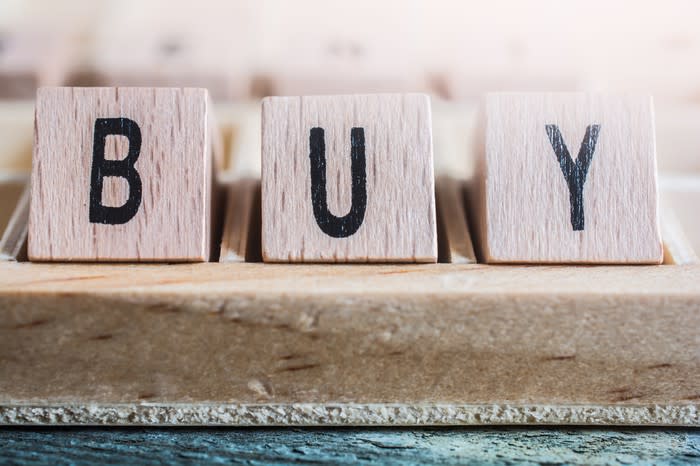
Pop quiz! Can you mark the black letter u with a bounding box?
[309,127,367,238]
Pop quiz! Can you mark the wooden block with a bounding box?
[28,87,216,262]
[474,93,664,264]
[219,179,260,263]
[0,181,28,261]
[261,94,437,263]
[436,176,476,264]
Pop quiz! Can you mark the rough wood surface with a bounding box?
[436,176,476,263]
[262,94,437,263]
[475,93,663,264]
[28,87,215,262]
[0,262,697,426]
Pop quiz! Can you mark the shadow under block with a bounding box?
[0,262,698,426]
[261,94,437,263]
[475,93,664,264]
[28,87,215,262]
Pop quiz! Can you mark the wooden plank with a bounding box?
[436,176,476,263]
[262,94,437,263]
[28,87,216,262]
[0,262,697,425]
[474,93,663,264]
[219,179,260,263]
[0,181,28,261]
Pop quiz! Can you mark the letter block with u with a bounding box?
[474,92,663,264]
[261,94,437,262]
[28,87,217,262]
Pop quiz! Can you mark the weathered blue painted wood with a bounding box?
[1,428,699,465]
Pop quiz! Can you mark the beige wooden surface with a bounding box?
[262,94,437,263]
[28,87,215,262]
[474,93,663,264]
[0,261,697,426]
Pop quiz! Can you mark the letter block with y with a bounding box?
[474,92,663,263]
[261,94,437,262]
[28,87,216,262]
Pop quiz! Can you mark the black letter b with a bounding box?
[89,118,142,225]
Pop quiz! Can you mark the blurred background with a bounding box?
[2,0,700,102]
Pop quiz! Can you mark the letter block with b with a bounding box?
[261,94,437,262]
[28,87,216,262]
[474,92,663,263]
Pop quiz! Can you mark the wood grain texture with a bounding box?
[219,179,259,262]
[436,176,476,263]
[475,93,663,264]
[28,87,215,262]
[1,428,699,465]
[262,94,437,262]
[0,181,28,261]
[0,262,698,425]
